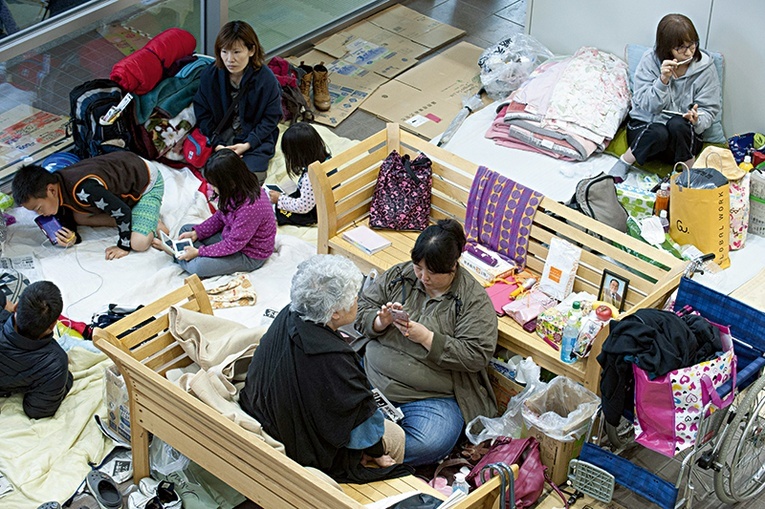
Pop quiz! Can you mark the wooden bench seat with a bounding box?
[93,275,506,509]
[309,123,685,393]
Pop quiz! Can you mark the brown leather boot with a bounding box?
[297,61,313,106]
[312,62,331,112]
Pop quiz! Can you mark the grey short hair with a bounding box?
[290,255,363,325]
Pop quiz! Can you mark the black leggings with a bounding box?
[626,115,703,166]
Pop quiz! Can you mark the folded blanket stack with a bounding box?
[486,47,631,161]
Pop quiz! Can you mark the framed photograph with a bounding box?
[599,270,629,312]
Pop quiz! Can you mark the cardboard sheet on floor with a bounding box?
[314,23,427,79]
[289,50,387,127]
[366,4,465,50]
[360,42,486,139]
[314,5,464,80]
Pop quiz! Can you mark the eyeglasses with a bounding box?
[674,41,698,53]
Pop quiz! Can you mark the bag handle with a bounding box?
[673,161,691,188]
[401,154,422,185]
[699,355,737,410]
[208,78,253,147]
[703,150,725,172]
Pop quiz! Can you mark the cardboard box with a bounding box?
[367,4,465,50]
[488,364,524,414]
[523,423,586,486]
[104,364,131,443]
[360,42,486,139]
[315,23,427,79]
[315,5,464,80]
[289,50,387,127]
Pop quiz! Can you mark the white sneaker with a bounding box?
[137,478,181,509]
[127,491,153,509]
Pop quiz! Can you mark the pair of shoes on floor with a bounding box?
[86,470,123,509]
[127,478,181,509]
[297,61,331,112]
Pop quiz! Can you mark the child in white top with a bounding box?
[268,122,330,226]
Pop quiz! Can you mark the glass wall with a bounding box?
[0,0,384,183]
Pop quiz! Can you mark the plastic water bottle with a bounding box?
[452,472,470,495]
[560,316,579,364]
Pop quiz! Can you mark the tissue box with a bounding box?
[459,248,515,286]
[616,184,656,220]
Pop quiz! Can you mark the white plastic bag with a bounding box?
[465,357,546,443]
[478,34,554,100]
[521,376,599,442]
[149,437,190,476]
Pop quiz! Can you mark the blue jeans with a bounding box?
[396,397,464,466]
[175,224,266,278]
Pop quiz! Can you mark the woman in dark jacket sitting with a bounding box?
[193,20,282,185]
[239,255,410,483]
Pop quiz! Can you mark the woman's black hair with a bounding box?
[214,20,265,70]
[411,219,466,274]
[655,14,701,63]
[203,149,261,213]
[280,122,330,180]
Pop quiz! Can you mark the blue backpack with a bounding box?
[68,78,132,159]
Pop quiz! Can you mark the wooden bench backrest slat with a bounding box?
[326,147,387,190]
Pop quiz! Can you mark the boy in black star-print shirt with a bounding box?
[12,152,165,261]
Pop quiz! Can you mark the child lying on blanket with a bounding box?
[12,152,164,260]
[0,281,72,419]
[156,148,276,279]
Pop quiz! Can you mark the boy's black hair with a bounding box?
[15,281,63,339]
[12,165,58,205]
[411,219,466,274]
[203,149,261,214]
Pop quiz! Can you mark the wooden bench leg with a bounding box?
[131,423,151,483]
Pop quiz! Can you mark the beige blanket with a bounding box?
[168,305,285,452]
[0,348,113,507]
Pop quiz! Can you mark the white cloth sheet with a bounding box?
[434,101,765,294]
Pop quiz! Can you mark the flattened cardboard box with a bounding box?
[361,42,485,139]
[367,4,465,50]
[289,50,387,127]
[314,5,464,80]
[315,22,426,79]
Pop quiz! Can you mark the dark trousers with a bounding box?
[626,115,703,166]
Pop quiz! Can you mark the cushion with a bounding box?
[625,44,725,144]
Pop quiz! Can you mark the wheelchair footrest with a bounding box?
[579,443,678,509]
[568,459,615,503]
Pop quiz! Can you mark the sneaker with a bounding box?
[85,470,123,509]
[138,478,181,509]
[127,491,153,509]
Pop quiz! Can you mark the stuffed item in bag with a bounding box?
[669,164,730,267]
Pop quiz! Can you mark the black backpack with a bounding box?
[267,57,313,125]
[68,78,132,159]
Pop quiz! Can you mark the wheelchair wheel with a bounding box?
[713,375,765,503]
[605,416,635,450]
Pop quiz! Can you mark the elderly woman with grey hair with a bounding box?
[239,255,411,483]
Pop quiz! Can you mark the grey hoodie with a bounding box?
[630,48,721,135]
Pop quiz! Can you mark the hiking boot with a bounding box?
[297,61,313,106]
[312,62,331,112]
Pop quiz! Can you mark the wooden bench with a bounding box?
[93,275,506,509]
[308,123,685,394]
